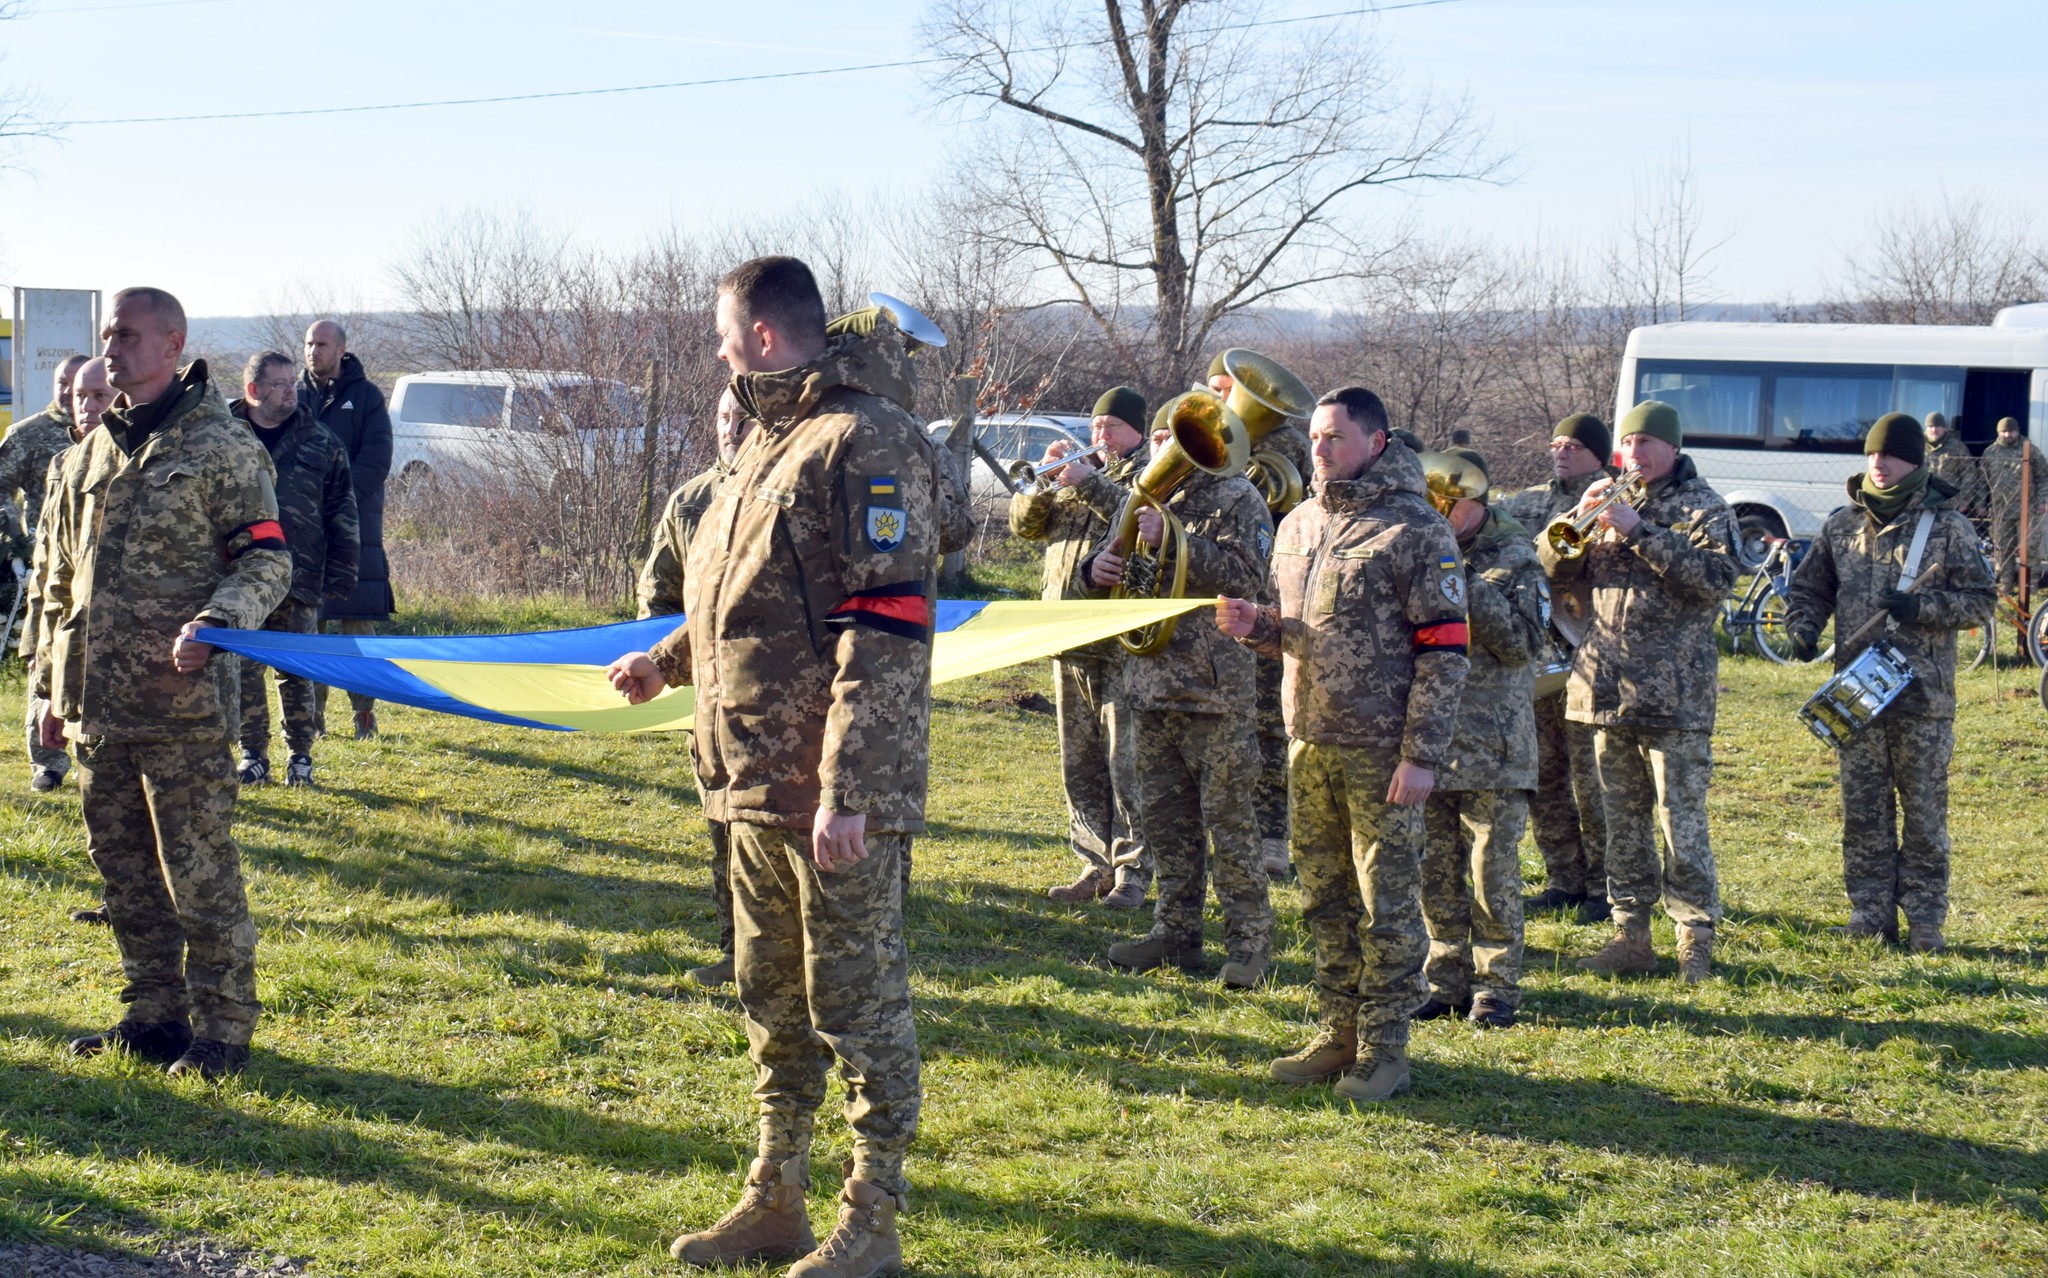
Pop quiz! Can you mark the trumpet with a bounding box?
[1545,465,1649,559]
[1006,442,1111,496]
[1110,390,1252,656]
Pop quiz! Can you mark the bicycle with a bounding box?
[1957,538,2044,672]
[1720,537,1826,665]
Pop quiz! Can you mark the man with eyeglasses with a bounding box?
[1502,414,1614,922]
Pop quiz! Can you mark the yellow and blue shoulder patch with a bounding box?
[1438,553,1459,571]
[865,476,906,552]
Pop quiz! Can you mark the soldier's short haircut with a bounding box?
[111,286,188,338]
[51,353,88,389]
[1318,385,1389,437]
[718,255,827,341]
[243,350,295,387]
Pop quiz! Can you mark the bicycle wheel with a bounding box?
[1960,610,1995,672]
[1751,593,1800,664]
[2029,598,2048,668]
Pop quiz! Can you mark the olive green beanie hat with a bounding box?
[1390,427,1426,453]
[1553,411,1610,460]
[1865,411,1926,467]
[1207,351,1230,381]
[1092,386,1147,431]
[1619,400,1682,450]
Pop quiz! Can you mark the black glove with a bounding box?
[1790,631,1820,662]
[1879,589,1920,624]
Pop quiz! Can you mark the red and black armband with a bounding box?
[1413,616,1469,656]
[827,582,932,641]
[224,519,287,561]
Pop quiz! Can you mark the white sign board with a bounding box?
[10,287,102,418]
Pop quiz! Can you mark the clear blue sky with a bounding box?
[2,0,2042,318]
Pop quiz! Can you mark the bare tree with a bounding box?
[1605,143,1731,326]
[922,0,1499,397]
[1822,192,2045,325]
[0,2,57,167]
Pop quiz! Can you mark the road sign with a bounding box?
[10,288,102,421]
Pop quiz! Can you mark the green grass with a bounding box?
[2,638,2045,1275]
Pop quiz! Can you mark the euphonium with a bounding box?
[1217,348,1316,515]
[1109,390,1252,656]
[1545,465,1649,559]
[1416,450,1490,518]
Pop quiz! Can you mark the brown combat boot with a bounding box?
[1100,870,1147,910]
[671,1155,816,1267]
[1269,1025,1357,1084]
[1577,921,1657,975]
[1675,923,1714,984]
[1907,921,1945,954]
[1046,867,1109,904]
[1828,914,1897,943]
[787,1174,902,1278]
[1333,1044,1411,1103]
[1106,932,1205,974]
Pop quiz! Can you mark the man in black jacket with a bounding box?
[233,351,358,786]
[298,319,391,739]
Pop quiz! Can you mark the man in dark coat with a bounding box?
[298,319,392,738]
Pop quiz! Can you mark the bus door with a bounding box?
[1962,368,2030,448]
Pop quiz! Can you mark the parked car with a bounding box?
[388,370,658,488]
[926,413,1092,504]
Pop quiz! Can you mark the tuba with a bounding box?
[1217,348,1316,516]
[1109,390,1252,656]
[1545,465,1649,559]
[1416,450,1490,518]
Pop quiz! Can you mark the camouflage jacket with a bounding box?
[1441,507,1545,791]
[1786,475,1994,719]
[1008,448,1145,665]
[829,310,973,555]
[1925,431,1988,519]
[34,363,292,742]
[1501,465,1617,533]
[19,450,71,665]
[1082,468,1271,714]
[0,402,78,534]
[1539,455,1738,730]
[636,460,729,619]
[1242,439,1470,765]
[648,326,941,832]
[230,400,359,608]
[1980,437,2047,517]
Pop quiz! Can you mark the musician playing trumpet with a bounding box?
[1082,400,1274,989]
[1538,401,1738,983]
[1784,413,1992,954]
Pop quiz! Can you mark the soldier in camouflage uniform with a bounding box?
[1209,351,1310,876]
[1219,386,1470,1103]
[609,258,932,1278]
[1980,416,2046,591]
[1541,401,1738,984]
[229,352,358,789]
[1922,412,1988,523]
[1417,448,1545,1029]
[636,387,751,989]
[1786,413,1994,953]
[1084,407,1274,988]
[1009,385,1152,908]
[1501,414,1614,920]
[37,289,291,1080]
[4,355,90,792]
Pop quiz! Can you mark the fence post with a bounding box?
[941,373,979,588]
[632,358,667,566]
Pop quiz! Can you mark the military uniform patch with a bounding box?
[1256,527,1273,559]
[865,476,906,551]
[1441,572,1466,607]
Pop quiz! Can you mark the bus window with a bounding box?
[1771,368,1890,443]
[1637,363,1763,440]
[1894,370,1962,428]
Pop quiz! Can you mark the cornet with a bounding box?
[1006,442,1111,496]
[1545,465,1649,559]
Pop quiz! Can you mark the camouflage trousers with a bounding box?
[1592,726,1721,931]
[313,618,378,719]
[24,685,68,776]
[75,736,259,1043]
[1290,741,1427,1049]
[1989,511,2045,589]
[1530,693,1605,897]
[237,600,321,759]
[1421,788,1529,1008]
[684,733,735,959]
[729,821,919,1198]
[1254,653,1290,846]
[1053,659,1150,886]
[1130,707,1272,963]
[1838,712,1953,930]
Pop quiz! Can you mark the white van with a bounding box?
[1618,322,2048,564]
[388,370,648,487]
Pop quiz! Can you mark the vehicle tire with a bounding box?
[1733,509,1784,572]
[394,460,433,498]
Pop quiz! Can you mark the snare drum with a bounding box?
[1799,639,1916,749]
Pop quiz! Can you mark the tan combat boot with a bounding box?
[787,1174,903,1278]
[1269,1025,1357,1084]
[670,1154,816,1267]
[1577,920,1657,976]
[1046,867,1109,904]
[1675,923,1714,984]
[1333,1044,1411,1103]
[1907,921,1945,954]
